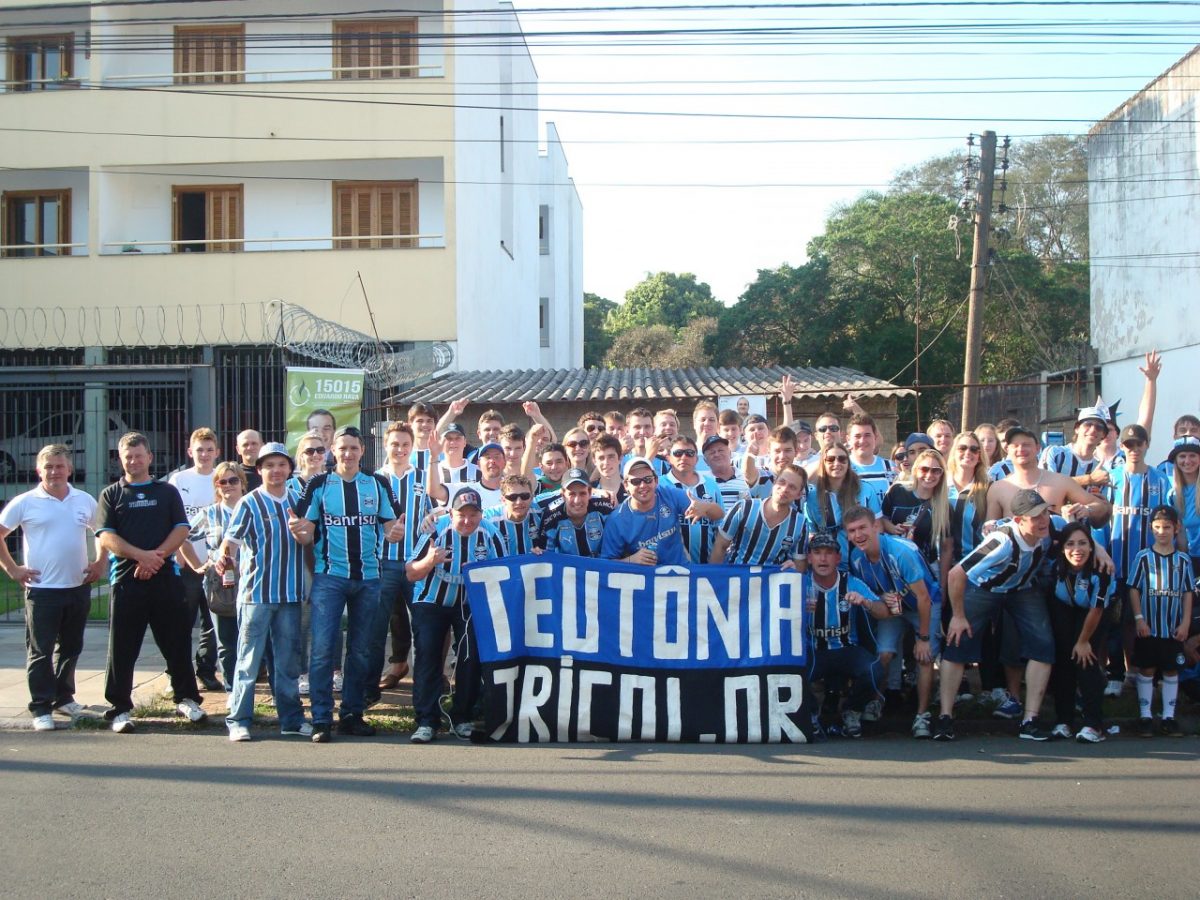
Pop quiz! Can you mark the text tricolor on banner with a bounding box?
[464,555,813,744]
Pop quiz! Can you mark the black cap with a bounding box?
[562,467,590,488]
[702,435,729,452]
[1004,426,1040,446]
[1150,504,1179,525]
[1168,436,1200,464]
[808,532,840,552]
[1011,489,1049,518]
[791,420,813,435]
[440,423,466,440]
[333,425,363,441]
[450,488,482,510]
[1119,423,1149,446]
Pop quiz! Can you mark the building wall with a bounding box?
[1089,47,1200,451]
[539,123,584,369]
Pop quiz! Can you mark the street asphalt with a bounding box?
[2,730,1197,899]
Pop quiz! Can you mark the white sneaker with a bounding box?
[453,722,474,739]
[411,725,435,744]
[281,722,314,737]
[862,698,883,722]
[54,701,86,718]
[1076,726,1105,743]
[228,724,251,742]
[332,671,344,693]
[111,712,135,734]
[32,714,55,732]
[176,698,207,723]
[298,674,310,696]
[1104,679,1123,698]
[1050,723,1074,740]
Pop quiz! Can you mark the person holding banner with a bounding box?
[600,458,723,566]
[663,437,724,563]
[806,532,887,739]
[406,489,507,743]
[289,426,404,743]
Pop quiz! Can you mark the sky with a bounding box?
[503,0,1199,305]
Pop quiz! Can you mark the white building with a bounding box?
[0,0,583,371]
[1088,46,1200,449]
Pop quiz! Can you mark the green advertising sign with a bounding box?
[285,367,365,452]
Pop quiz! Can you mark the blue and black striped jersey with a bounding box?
[187,502,235,564]
[1129,548,1194,637]
[1103,466,1172,581]
[482,506,542,556]
[1039,445,1101,478]
[410,520,506,607]
[717,496,808,566]
[663,471,722,563]
[809,573,878,651]
[538,497,614,557]
[376,465,429,563]
[225,487,305,604]
[959,522,1046,593]
[295,471,401,581]
[1052,569,1114,610]
[947,482,985,564]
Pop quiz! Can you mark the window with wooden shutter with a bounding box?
[333,20,417,79]
[172,185,243,252]
[2,189,71,257]
[333,181,417,249]
[175,25,245,84]
[6,34,74,91]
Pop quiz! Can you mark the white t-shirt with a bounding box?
[448,481,504,510]
[169,467,216,556]
[0,484,97,589]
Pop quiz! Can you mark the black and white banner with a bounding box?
[465,555,812,743]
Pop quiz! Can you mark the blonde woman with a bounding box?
[973,423,1001,469]
[882,449,952,586]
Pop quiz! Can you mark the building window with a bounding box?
[539,297,550,348]
[2,189,71,257]
[174,25,245,84]
[333,181,417,249]
[6,34,74,91]
[333,20,417,79]
[172,185,242,252]
[539,205,550,255]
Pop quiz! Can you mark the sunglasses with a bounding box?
[956,444,981,453]
[893,451,908,462]
[627,474,656,487]
[817,424,841,433]
[917,465,944,476]
[671,448,697,458]
[825,455,849,464]
[584,424,604,433]
[565,439,590,448]
[503,492,532,502]
[301,447,325,456]
[216,477,241,486]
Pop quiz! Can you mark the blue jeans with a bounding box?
[226,603,305,732]
[807,644,882,713]
[309,574,379,724]
[212,612,239,689]
[410,600,480,729]
[366,560,414,696]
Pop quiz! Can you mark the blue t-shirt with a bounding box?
[600,484,693,565]
[1167,483,1200,558]
[1052,568,1114,611]
[848,533,940,611]
[295,471,401,581]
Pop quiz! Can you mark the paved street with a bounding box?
[2,730,1196,899]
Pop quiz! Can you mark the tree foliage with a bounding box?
[604,317,717,368]
[583,292,618,367]
[607,271,724,333]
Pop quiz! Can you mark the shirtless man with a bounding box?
[986,427,1110,527]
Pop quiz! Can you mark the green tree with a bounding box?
[583,292,617,367]
[608,272,723,333]
[603,325,676,368]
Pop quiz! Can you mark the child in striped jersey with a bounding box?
[1128,506,1195,737]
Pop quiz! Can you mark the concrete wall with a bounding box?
[539,123,584,369]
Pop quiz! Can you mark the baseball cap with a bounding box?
[255,442,294,470]
[808,532,840,552]
[476,441,504,458]
[622,456,657,479]
[440,423,466,440]
[450,488,482,511]
[1167,435,1200,464]
[1011,488,1049,518]
[1075,405,1109,427]
[1150,504,1179,525]
[562,467,590,488]
[1004,425,1040,446]
[791,420,813,435]
[743,414,768,427]
[333,425,362,441]
[904,432,934,452]
[702,435,729,453]
[1119,424,1149,446]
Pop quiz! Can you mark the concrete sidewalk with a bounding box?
[0,621,168,728]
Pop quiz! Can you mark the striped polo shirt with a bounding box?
[960,522,1045,593]
[295,470,400,580]
[718,496,809,566]
[1129,548,1195,638]
[225,487,305,604]
[376,464,429,563]
[410,520,506,607]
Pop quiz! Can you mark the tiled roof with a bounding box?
[387,366,914,405]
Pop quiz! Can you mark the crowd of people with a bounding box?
[2,353,1197,745]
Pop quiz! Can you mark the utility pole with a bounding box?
[960,130,996,432]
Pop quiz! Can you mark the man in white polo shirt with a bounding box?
[0,444,106,731]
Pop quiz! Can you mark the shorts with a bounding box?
[874,605,942,658]
[941,585,1054,665]
[1132,636,1186,672]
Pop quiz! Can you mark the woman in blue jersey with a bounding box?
[1047,522,1114,744]
[881,448,952,583]
[946,431,989,564]
[806,442,880,569]
[1168,436,1200,575]
[176,461,245,693]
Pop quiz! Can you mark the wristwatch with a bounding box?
[916,634,930,641]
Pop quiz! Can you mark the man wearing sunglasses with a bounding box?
[538,468,615,557]
[483,473,544,556]
[663,437,722,563]
[601,458,724,566]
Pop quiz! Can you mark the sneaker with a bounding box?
[861,698,883,723]
[992,693,1023,720]
[176,698,207,723]
[111,712,135,734]
[298,674,310,696]
[1161,717,1183,737]
[1103,679,1123,698]
[1050,723,1074,740]
[332,671,344,693]
[311,723,332,743]
[911,712,931,739]
[1019,718,1050,741]
[32,714,55,732]
[281,722,314,737]
[842,709,863,739]
[363,692,382,710]
[956,688,975,703]
[198,673,223,692]
[336,714,376,737]
[1137,717,1155,738]
[228,724,251,742]
[1076,726,1105,744]
[411,725,435,744]
[54,701,86,718]
[932,715,956,741]
[453,722,474,740]
[809,716,827,743]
